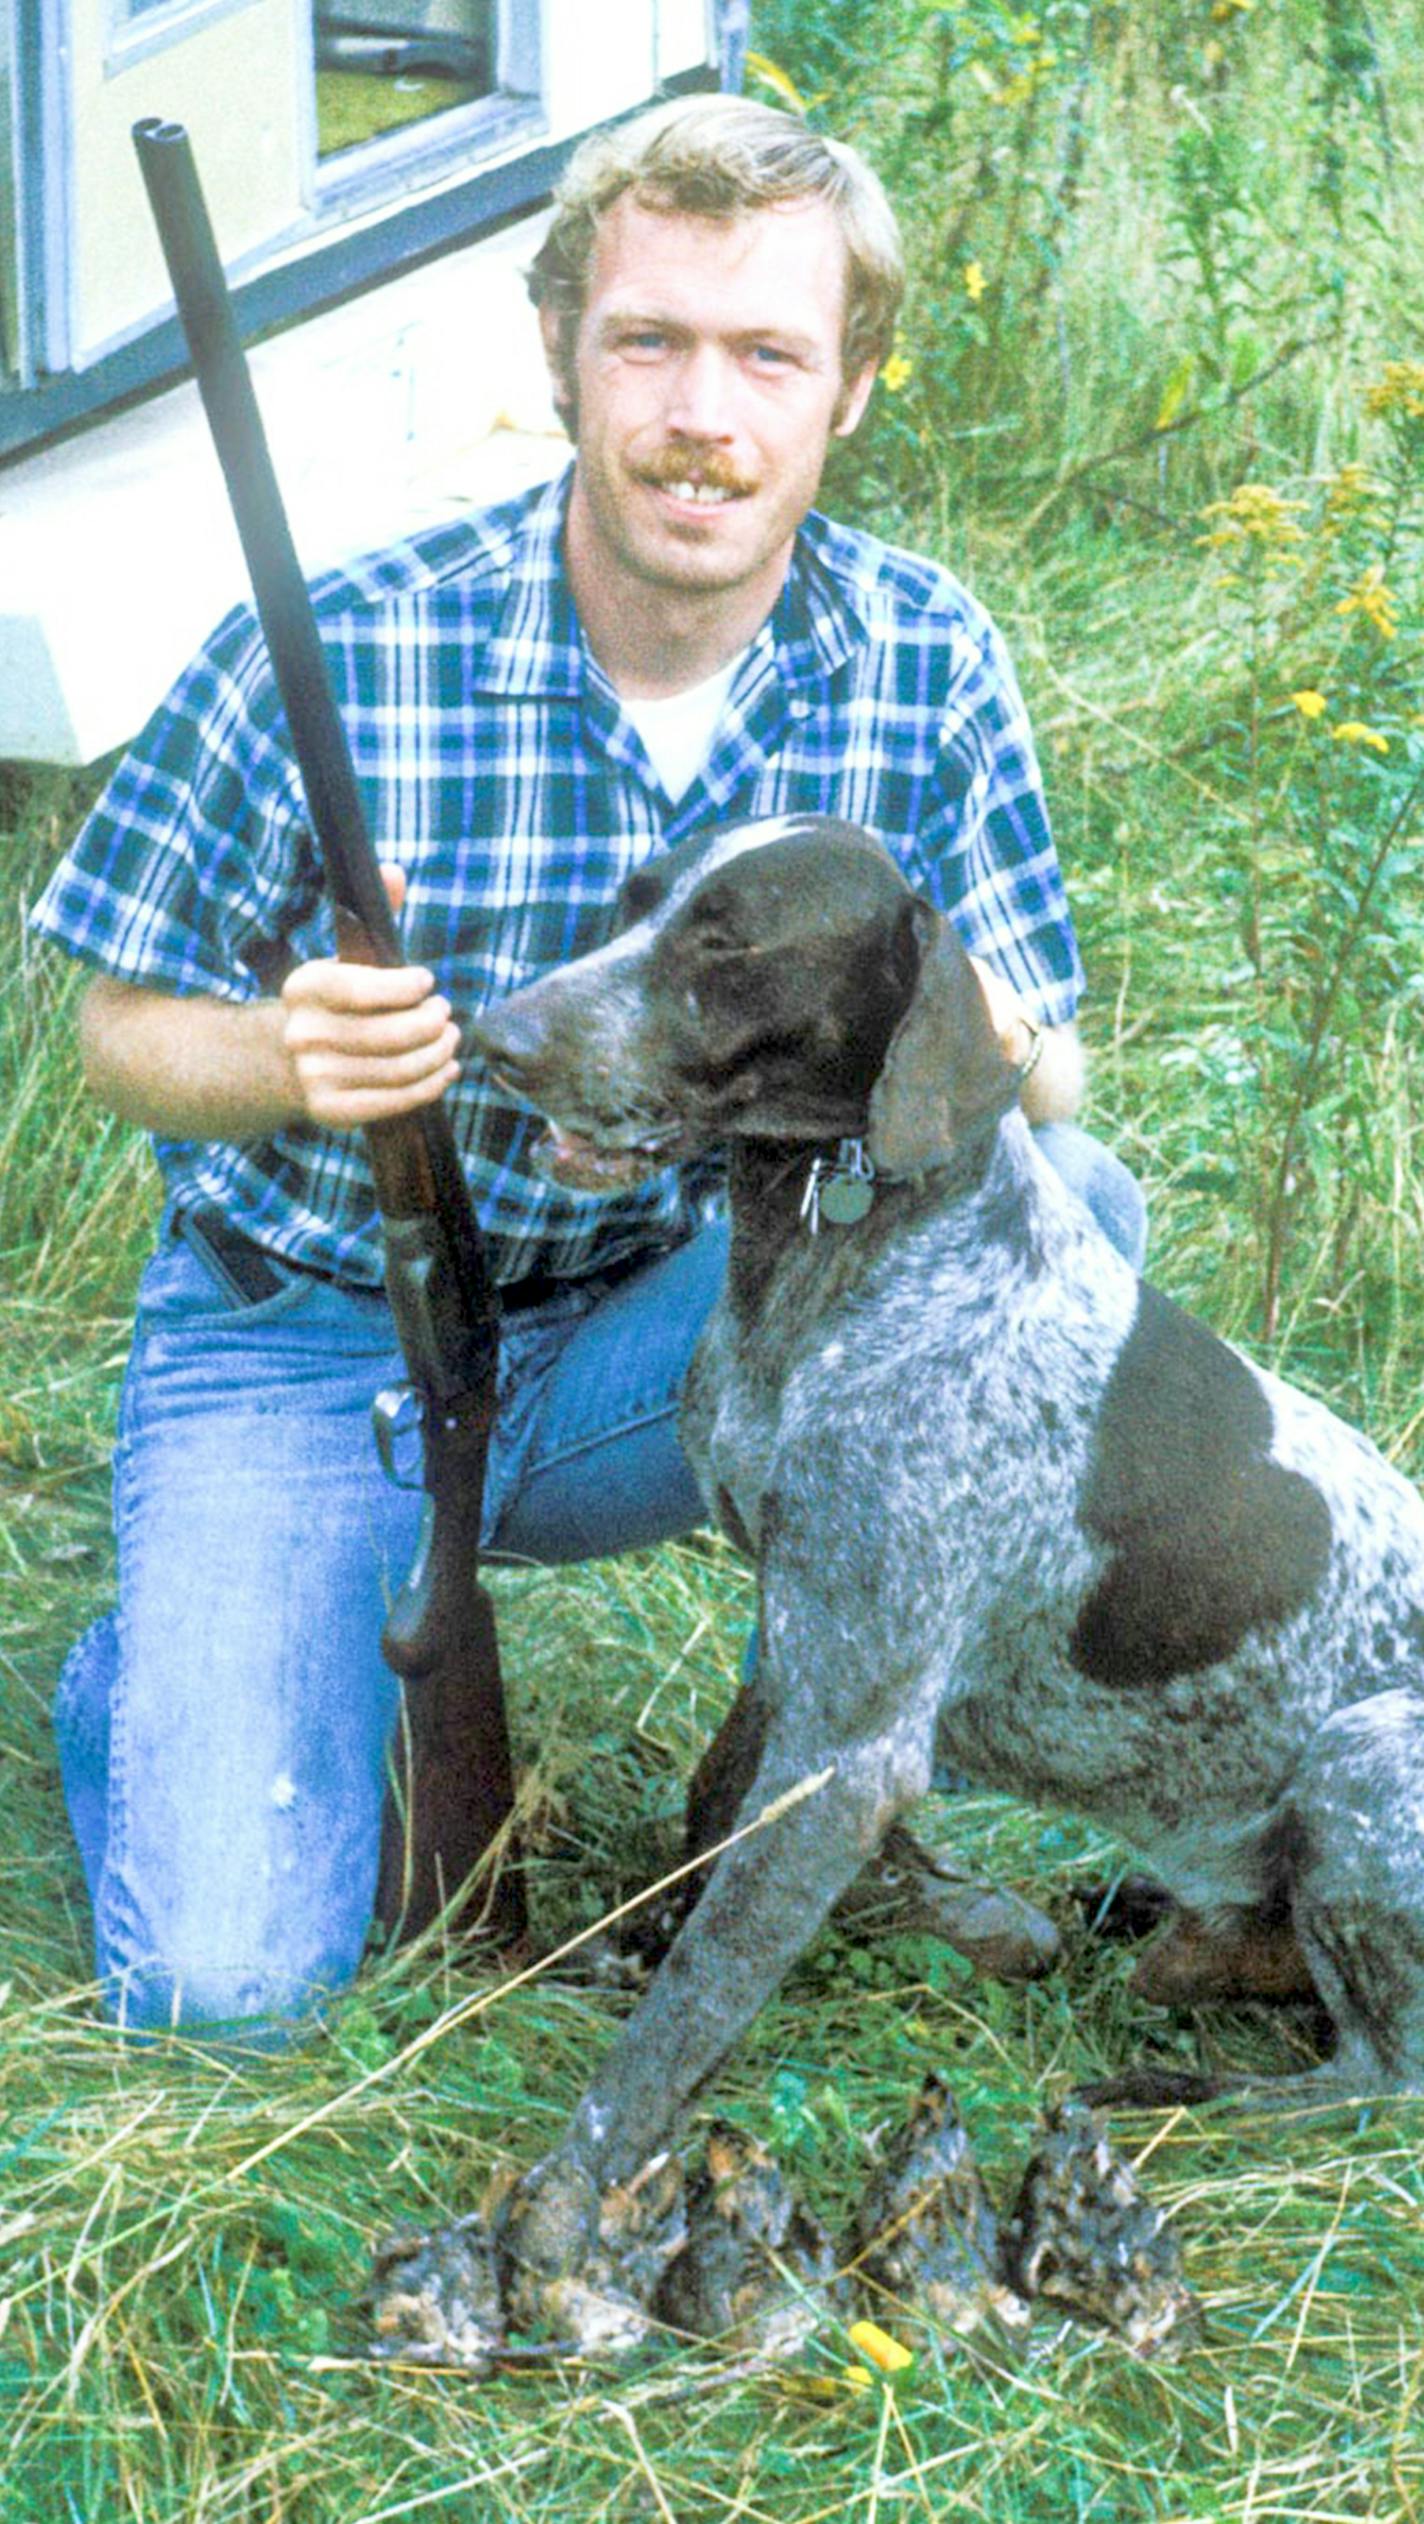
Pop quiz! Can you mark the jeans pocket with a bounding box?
[135,1227,316,1332]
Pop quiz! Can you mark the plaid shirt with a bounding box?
[32,468,1083,1290]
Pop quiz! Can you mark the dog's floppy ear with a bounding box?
[867,901,1022,1175]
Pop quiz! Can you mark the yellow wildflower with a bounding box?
[1364,362,1424,422]
[1201,483,1306,556]
[964,262,988,303]
[1331,720,1390,754]
[1325,461,1379,513]
[1290,689,1327,720]
[880,353,914,394]
[743,52,825,117]
[1336,563,1400,640]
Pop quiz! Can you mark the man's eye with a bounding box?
[749,343,795,370]
[621,328,670,355]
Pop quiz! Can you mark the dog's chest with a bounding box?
[678,1296,793,1556]
[679,1198,1124,1569]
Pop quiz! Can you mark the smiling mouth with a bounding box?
[637,454,756,510]
[658,479,738,507]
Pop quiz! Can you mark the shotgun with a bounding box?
[132,114,525,1947]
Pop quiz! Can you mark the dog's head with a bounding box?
[469,814,1020,1192]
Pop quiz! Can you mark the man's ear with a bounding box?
[833,357,880,440]
[866,903,1021,1175]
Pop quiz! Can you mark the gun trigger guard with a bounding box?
[373,1382,426,1490]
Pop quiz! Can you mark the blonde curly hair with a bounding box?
[529,95,903,419]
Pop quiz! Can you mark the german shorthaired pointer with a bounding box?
[469,811,1424,2206]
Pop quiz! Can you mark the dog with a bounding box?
[468,810,1424,2208]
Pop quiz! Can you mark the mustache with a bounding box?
[636,449,758,498]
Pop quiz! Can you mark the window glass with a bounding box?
[314,0,496,159]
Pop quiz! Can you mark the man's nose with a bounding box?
[666,343,736,439]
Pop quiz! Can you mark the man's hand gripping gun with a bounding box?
[133,116,525,1947]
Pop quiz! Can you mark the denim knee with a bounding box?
[95,1845,367,2044]
[99,1949,348,2048]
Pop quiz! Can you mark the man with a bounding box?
[32,96,1144,2040]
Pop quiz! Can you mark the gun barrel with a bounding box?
[134,118,519,1942]
[132,116,495,1325]
[133,118,400,960]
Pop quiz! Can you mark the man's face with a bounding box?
[549,193,877,632]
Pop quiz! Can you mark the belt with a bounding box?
[174,1205,651,1317]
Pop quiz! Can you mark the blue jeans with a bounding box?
[56,1125,1145,2038]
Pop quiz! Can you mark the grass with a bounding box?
[4,7,1424,2514]
[314,71,487,164]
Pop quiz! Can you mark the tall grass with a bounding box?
[2,8,1423,2516]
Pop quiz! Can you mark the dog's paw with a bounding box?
[654,2124,843,2356]
[1002,2099,1202,2360]
[368,2215,505,2369]
[848,2072,1030,2342]
[492,2153,602,2333]
[1071,1875,1176,1944]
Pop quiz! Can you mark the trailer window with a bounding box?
[313,0,496,159]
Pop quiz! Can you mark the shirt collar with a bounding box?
[474,467,584,699]
[765,509,873,693]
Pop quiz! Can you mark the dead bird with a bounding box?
[848,2072,1029,2341]
[369,2214,505,2370]
[493,2147,688,2353]
[370,2149,687,2366]
[1003,2100,1202,2359]
[653,2123,844,2356]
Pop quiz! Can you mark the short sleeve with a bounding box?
[905,614,1083,1026]
[29,606,323,1000]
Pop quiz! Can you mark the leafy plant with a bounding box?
[1192,366,1423,1336]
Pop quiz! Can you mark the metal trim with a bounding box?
[103,0,262,78]
[0,0,18,384]
[0,136,552,458]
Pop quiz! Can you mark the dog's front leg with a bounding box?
[490,1726,915,2326]
[571,1742,912,2183]
[496,1532,938,2311]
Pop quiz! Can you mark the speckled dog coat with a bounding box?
[472,814,1424,2177]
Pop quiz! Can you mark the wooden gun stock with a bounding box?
[133,114,524,1946]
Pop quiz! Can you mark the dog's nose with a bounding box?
[468,994,548,1070]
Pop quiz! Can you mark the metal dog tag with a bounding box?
[818,1168,876,1226]
[808,1138,877,1229]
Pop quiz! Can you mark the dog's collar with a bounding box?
[800,1137,878,1234]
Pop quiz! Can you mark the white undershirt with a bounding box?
[622,653,744,802]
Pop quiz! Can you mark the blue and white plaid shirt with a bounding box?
[32,468,1083,1289]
